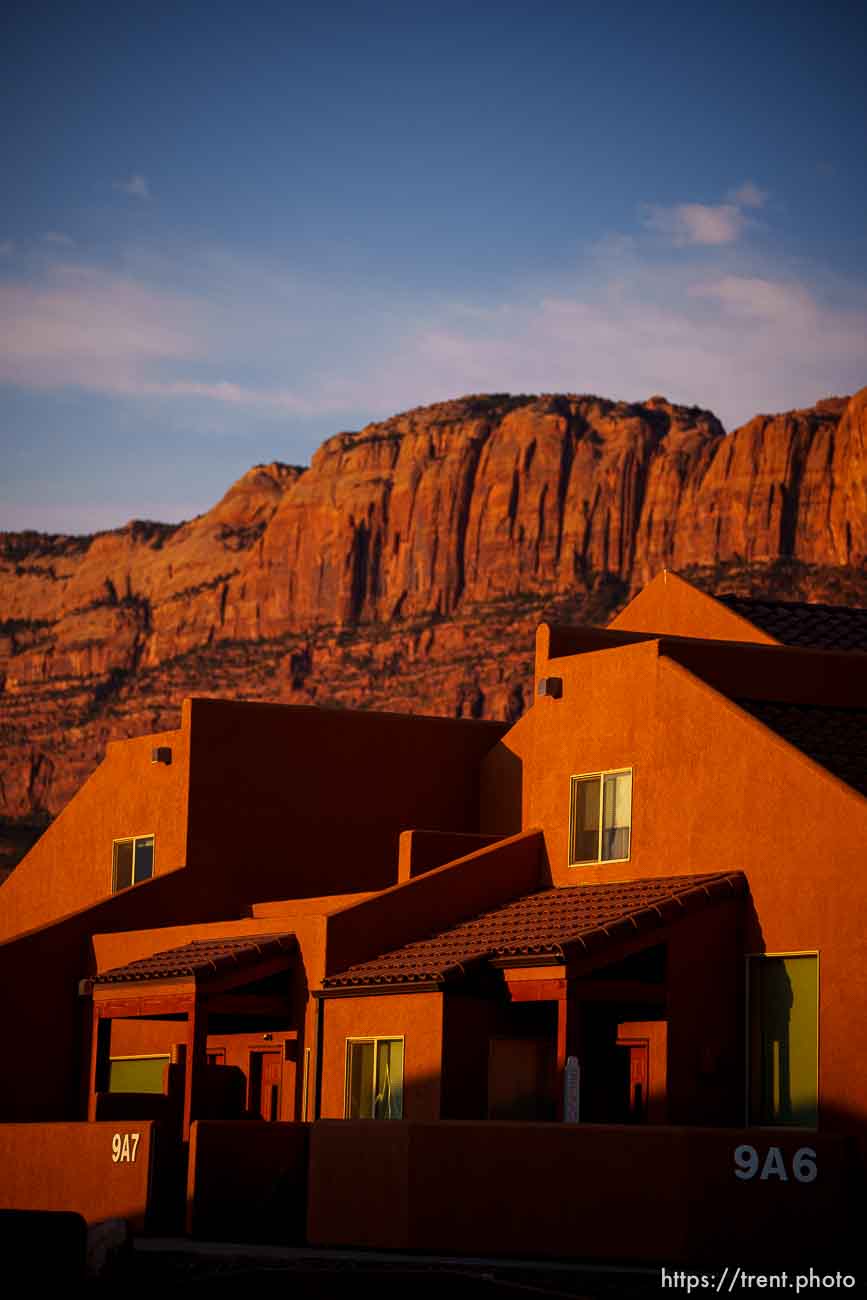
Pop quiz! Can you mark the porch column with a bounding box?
[86,1007,111,1122]
[555,983,567,1120]
[181,994,208,1140]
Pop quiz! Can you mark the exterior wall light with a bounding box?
[537,676,563,699]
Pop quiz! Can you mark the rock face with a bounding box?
[223,389,866,634]
[1,388,866,825]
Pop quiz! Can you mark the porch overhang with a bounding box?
[318,871,746,996]
[84,933,297,1135]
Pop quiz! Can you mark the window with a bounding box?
[112,835,155,892]
[344,1037,404,1119]
[569,769,632,865]
[747,953,818,1127]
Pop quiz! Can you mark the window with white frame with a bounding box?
[569,769,632,865]
[112,835,155,892]
[344,1037,404,1119]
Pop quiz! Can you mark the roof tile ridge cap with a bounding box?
[566,871,744,944]
[668,871,746,901]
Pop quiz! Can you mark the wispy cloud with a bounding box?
[689,276,817,322]
[0,261,351,417]
[113,174,150,199]
[0,240,13,257]
[642,181,769,247]
[0,265,201,392]
[42,231,74,246]
[643,202,744,246]
[727,181,768,209]
[1,229,864,437]
[358,260,867,431]
[135,378,331,415]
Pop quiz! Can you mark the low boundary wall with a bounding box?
[2,1119,858,1264]
[187,1120,309,1243]
[0,1121,156,1230]
[307,1122,859,1264]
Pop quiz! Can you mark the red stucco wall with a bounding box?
[0,1121,156,1228]
[320,992,443,1121]
[187,1120,309,1242]
[324,830,546,977]
[0,698,507,944]
[0,724,188,941]
[184,698,507,902]
[307,1121,857,1264]
[480,629,867,1145]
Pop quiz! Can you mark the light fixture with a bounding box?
[537,676,563,699]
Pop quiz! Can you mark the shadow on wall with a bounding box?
[480,740,523,837]
[2,1104,865,1266]
[186,1120,309,1244]
[303,1111,866,1267]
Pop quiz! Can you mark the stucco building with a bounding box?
[1,572,865,1263]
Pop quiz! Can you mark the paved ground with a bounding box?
[121,1238,664,1296]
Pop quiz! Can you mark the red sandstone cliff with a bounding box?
[1,388,865,830]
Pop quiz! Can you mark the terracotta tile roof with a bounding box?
[93,933,296,984]
[323,872,745,990]
[735,700,867,797]
[718,596,867,652]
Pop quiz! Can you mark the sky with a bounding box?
[2,0,866,535]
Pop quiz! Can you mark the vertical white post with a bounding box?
[564,1055,580,1123]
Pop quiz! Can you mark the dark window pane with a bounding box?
[113,840,133,891]
[134,836,154,883]
[571,776,600,862]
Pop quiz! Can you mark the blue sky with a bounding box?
[2,0,866,534]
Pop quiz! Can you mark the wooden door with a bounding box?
[249,1049,282,1121]
[617,1020,668,1123]
[626,1039,649,1121]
